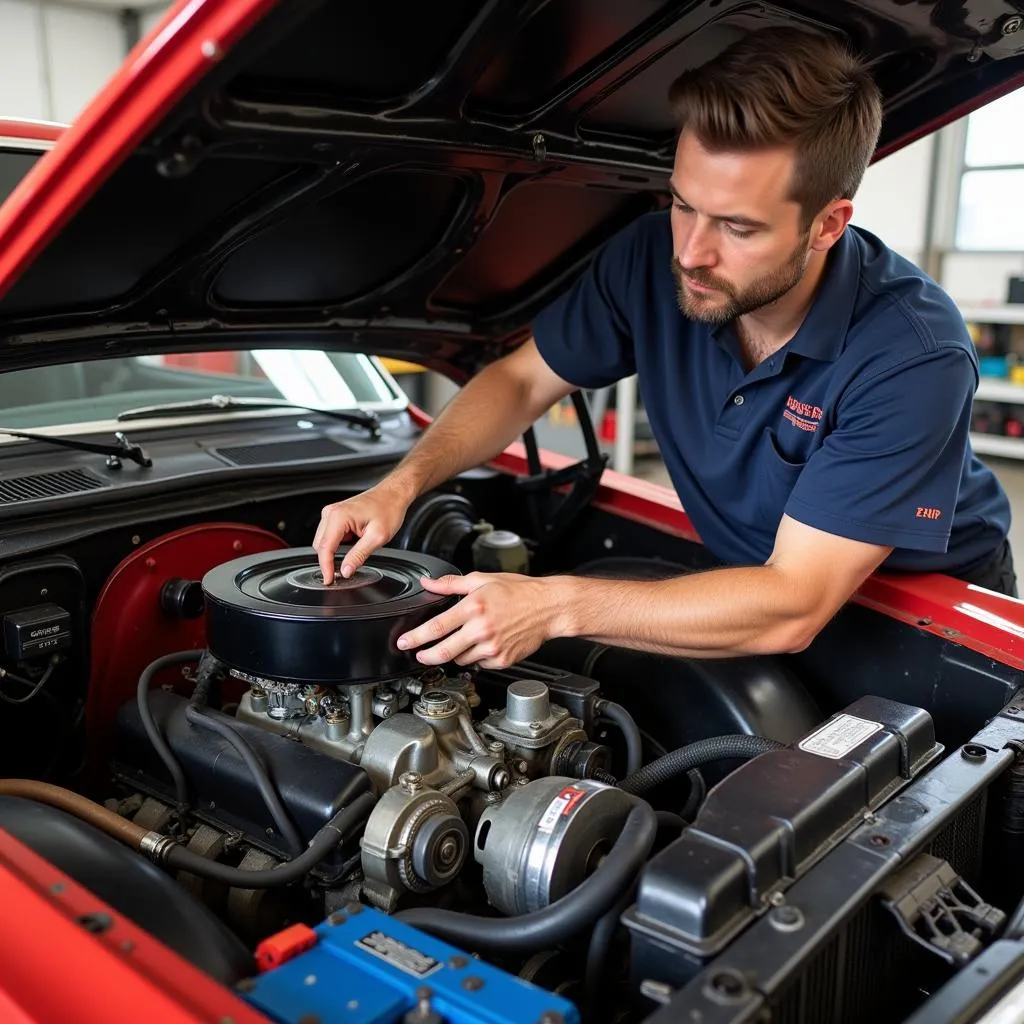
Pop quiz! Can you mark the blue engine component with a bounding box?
[239,906,581,1024]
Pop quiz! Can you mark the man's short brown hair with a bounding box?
[668,28,883,227]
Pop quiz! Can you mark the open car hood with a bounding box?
[0,0,1022,378]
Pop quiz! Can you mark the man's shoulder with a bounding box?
[847,226,972,357]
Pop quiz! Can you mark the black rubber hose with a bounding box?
[163,791,375,889]
[618,734,785,796]
[396,800,657,952]
[679,769,706,822]
[655,810,686,833]
[136,650,204,810]
[584,883,637,1021]
[600,700,643,776]
[184,704,304,856]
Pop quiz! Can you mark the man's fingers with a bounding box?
[419,573,483,596]
[397,602,473,652]
[340,526,387,579]
[411,624,478,666]
[314,509,359,585]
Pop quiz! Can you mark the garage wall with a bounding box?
[851,136,935,268]
[139,3,171,39]
[0,0,125,124]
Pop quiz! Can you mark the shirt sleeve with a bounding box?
[530,217,643,389]
[784,345,976,552]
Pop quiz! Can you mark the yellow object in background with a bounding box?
[1010,365,1024,385]
[380,358,425,375]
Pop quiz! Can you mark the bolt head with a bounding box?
[438,837,460,865]
[400,771,424,794]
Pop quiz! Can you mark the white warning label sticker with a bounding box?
[798,714,883,760]
[536,786,586,833]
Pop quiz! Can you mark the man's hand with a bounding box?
[314,481,414,584]
[397,572,571,669]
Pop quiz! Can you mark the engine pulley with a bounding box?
[201,547,458,684]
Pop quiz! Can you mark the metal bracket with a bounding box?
[880,852,1005,966]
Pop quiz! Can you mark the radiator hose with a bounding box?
[617,734,785,795]
[396,799,657,953]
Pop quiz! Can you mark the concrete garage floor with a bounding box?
[631,455,1024,568]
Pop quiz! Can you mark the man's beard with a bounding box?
[672,234,811,325]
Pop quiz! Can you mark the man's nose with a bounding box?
[677,219,718,270]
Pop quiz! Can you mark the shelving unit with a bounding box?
[963,305,1024,459]
[960,305,1024,326]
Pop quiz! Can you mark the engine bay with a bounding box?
[1,477,1023,1024]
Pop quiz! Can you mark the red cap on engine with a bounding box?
[254,922,319,971]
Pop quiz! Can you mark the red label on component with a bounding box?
[558,786,586,816]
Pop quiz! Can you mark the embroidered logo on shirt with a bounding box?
[916,507,942,520]
[783,395,823,433]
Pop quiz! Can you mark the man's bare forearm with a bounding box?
[387,358,561,501]
[552,565,822,658]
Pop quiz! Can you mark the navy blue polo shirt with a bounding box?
[531,210,1011,574]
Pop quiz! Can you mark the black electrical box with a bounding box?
[3,603,72,661]
[1009,276,1024,304]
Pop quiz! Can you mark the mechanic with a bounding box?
[313,27,1015,669]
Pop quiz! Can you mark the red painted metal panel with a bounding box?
[87,522,288,771]
[0,828,267,1023]
[0,121,63,144]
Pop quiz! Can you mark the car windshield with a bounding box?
[0,350,407,431]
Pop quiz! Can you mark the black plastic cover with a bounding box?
[2,602,72,660]
[114,690,371,859]
[625,697,941,964]
[202,546,458,684]
[0,796,252,985]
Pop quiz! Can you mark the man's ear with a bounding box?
[811,199,854,251]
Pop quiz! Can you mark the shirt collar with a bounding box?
[707,225,861,363]
[783,226,861,361]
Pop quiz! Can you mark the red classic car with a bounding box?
[0,2,1024,1023]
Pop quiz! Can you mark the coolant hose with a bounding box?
[161,791,376,889]
[599,700,643,775]
[396,799,657,953]
[137,649,205,809]
[618,734,785,795]
[184,704,304,855]
[0,780,150,850]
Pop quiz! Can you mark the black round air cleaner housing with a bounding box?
[201,547,459,684]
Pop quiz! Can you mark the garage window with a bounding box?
[955,88,1024,251]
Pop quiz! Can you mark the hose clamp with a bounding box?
[139,831,178,863]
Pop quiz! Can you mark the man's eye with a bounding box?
[725,224,754,239]
[673,202,694,214]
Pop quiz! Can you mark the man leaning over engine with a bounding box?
[312,27,1014,669]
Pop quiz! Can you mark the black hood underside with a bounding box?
[1,0,1023,376]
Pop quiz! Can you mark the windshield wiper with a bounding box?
[0,428,152,469]
[116,394,382,439]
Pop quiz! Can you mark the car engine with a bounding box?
[109,544,655,952]
[2,514,1022,1024]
